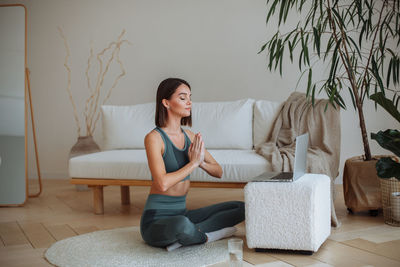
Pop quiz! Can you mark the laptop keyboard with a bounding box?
[271,172,293,180]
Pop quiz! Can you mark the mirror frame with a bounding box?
[0,3,28,206]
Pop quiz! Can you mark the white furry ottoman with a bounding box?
[244,173,331,254]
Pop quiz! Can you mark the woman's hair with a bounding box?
[155,78,192,127]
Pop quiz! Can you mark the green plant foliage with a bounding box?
[371,129,400,180]
[370,92,400,123]
[374,157,400,180]
[260,0,400,161]
[370,91,400,180]
[371,129,400,157]
[259,0,400,108]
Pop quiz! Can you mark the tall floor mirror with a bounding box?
[0,4,40,206]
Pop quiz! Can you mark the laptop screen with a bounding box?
[293,133,309,180]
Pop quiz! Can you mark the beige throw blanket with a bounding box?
[255,92,341,227]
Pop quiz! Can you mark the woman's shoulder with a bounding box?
[145,128,162,144]
[146,127,158,136]
[144,129,165,156]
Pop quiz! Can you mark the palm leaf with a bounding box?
[370,92,400,124]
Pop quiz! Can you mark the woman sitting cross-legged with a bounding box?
[140,77,245,252]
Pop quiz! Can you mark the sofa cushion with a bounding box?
[69,150,150,179]
[68,149,271,182]
[184,98,255,149]
[253,100,284,148]
[190,149,271,182]
[101,98,255,150]
[101,103,155,150]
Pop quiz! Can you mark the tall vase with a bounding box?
[69,135,101,191]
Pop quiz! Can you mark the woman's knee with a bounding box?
[164,215,199,238]
[171,216,206,245]
[235,201,245,207]
[232,201,245,221]
[240,202,245,218]
[171,215,193,231]
[143,215,195,247]
[230,201,245,211]
[222,200,245,223]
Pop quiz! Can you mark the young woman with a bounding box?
[140,78,245,251]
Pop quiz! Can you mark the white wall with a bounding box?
[2,0,396,183]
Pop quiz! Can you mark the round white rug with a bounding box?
[44,226,229,267]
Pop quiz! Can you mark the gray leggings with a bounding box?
[140,194,245,248]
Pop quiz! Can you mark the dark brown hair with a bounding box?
[155,78,192,127]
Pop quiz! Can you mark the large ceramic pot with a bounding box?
[69,135,101,158]
[343,155,395,215]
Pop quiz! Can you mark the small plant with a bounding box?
[58,27,131,137]
[371,92,400,180]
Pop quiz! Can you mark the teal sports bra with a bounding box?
[152,126,192,182]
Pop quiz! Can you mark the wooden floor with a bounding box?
[1,180,400,267]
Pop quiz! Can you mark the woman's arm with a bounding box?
[199,149,223,178]
[145,131,200,192]
[185,129,223,179]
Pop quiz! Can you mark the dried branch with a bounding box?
[84,41,94,128]
[57,26,81,136]
[91,39,131,134]
[59,28,130,137]
[87,29,129,135]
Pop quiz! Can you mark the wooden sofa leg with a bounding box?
[93,185,104,215]
[121,186,130,205]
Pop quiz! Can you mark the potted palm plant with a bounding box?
[371,92,400,225]
[259,0,400,214]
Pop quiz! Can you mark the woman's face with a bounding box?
[165,84,192,117]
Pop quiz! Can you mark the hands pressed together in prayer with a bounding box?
[188,132,205,168]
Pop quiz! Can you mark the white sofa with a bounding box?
[68,98,335,214]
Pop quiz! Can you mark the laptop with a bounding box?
[251,133,309,182]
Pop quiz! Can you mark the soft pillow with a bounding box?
[101,103,155,150]
[253,99,284,148]
[101,99,255,150]
[183,98,255,149]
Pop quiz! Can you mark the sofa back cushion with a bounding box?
[184,98,254,149]
[101,98,254,150]
[253,99,284,148]
[101,103,155,150]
